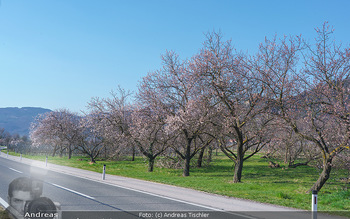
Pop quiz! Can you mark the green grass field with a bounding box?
[5,151,350,214]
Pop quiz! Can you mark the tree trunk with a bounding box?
[90,156,96,163]
[148,157,155,172]
[308,159,332,193]
[233,155,244,183]
[68,146,73,159]
[52,145,57,157]
[183,154,190,176]
[197,148,205,168]
[233,138,244,183]
[183,138,193,177]
[284,146,289,164]
[132,146,135,161]
[207,146,213,163]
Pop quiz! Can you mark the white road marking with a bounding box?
[8,168,23,174]
[101,181,223,211]
[49,183,95,200]
[87,178,258,219]
[50,179,256,219]
[46,169,226,212]
[1,156,257,219]
[0,196,9,208]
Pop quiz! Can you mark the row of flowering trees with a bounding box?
[30,23,350,192]
[0,128,31,153]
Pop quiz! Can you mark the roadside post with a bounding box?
[20,153,22,161]
[312,190,317,219]
[102,164,106,180]
[7,151,9,158]
[45,156,48,167]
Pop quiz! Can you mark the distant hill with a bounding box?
[0,107,52,136]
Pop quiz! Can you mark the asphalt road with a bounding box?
[0,152,347,219]
[0,158,211,211]
[0,155,252,219]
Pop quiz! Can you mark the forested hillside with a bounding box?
[0,107,52,136]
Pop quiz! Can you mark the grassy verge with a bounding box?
[0,206,11,219]
[5,151,350,214]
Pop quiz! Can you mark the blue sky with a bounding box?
[0,0,349,113]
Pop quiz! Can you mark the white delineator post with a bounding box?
[20,153,22,161]
[312,190,317,219]
[102,164,106,180]
[45,156,48,167]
